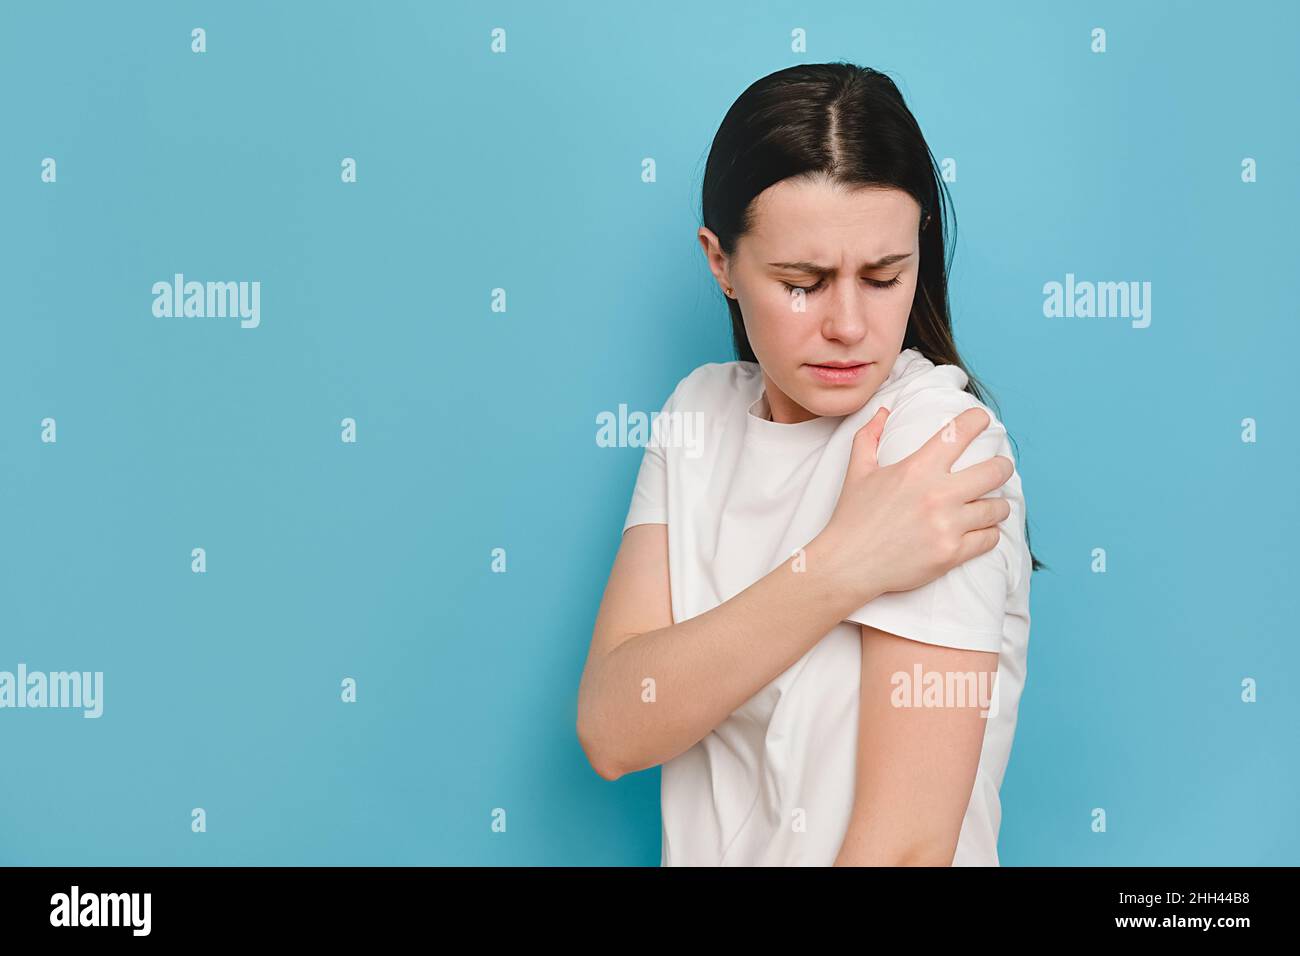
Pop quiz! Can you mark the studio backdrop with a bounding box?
[2,0,1296,865]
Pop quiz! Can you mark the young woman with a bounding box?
[577,62,1041,866]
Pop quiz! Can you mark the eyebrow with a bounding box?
[767,253,913,273]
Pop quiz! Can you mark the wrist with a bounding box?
[805,529,885,616]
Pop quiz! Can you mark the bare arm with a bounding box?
[833,625,997,866]
[576,522,872,780]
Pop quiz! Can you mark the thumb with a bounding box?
[850,407,890,474]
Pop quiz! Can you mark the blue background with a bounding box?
[1,0,1296,865]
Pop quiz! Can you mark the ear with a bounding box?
[697,227,731,292]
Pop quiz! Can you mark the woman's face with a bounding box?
[699,177,923,424]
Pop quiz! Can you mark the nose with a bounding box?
[820,279,870,344]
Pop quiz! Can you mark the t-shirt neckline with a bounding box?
[744,388,843,448]
[740,349,925,448]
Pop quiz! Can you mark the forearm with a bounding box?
[578,531,878,779]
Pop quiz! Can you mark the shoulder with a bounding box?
[874,349,1029,588]
[663,360,761,411]
[880,348,982,419]
[873,348,1011,465]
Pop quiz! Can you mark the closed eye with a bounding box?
[781,275,902,295]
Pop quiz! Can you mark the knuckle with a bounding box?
[931,512,956,544]
[920,487,943,513]
[963,406,991,431]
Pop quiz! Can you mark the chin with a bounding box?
[798,387,871,419]
[819,394,871,417]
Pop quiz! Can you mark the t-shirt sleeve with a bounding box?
[842,383,1025,654]
[621,384,677,535]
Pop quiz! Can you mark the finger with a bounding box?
[948,454,1015,504]
[848,407,890,475]
[956,495,1012,534]
[913,406,993,473]
[953,525,1002,566]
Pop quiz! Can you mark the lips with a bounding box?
[805,361,872,384]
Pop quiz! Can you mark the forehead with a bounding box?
[743,178,920,260]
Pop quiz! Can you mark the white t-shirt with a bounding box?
[621,347,1032,866]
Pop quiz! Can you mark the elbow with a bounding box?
[835,831,958,867]
[575,713,626,782]
[894,843,957,867]
[835,850,954,867]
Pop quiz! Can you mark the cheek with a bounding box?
[744,297,806,349]
[882,278,918,326]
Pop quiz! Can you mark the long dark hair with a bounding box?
[700,61,1045,573]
